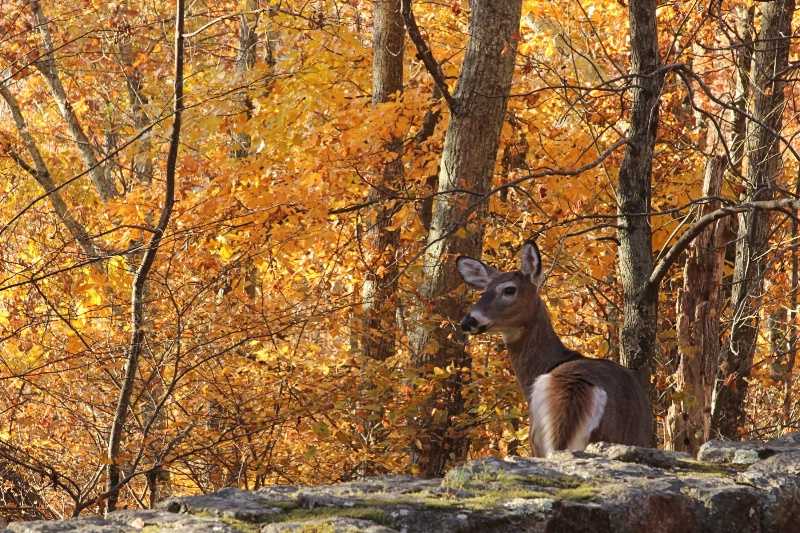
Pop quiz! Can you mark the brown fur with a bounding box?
[458,241,653,456]
[546,374,595,450]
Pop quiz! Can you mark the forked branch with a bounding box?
[648,198,800,291]
[104,0,185,514]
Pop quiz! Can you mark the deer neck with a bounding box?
[504,299,571,394]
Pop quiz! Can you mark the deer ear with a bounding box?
[456,256,498,291]
[520,240,542,287]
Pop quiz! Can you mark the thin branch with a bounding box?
[183,8,268,38]
[400,0,457,112]
[105,0,185,513]
[649,198,800,290]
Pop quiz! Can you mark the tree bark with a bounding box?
[783,171,800,424]
[711,0,795,440]
[666,156,726,455]
[115,1,156,187]
[105,0,184,513]
[30,1,119,202]
[616,0,664,420]
[407,0,522,477]
[0,83,102,261]
[728,6,754,173]
[230,0,261,161]
[360,0,405,362]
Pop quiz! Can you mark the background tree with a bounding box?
[404,0,524,477]
[359,0,404,363]
[711,0,796,439]
[666,157,727,454]
[0,0,798,519]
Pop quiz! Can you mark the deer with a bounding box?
[457,239,652,457]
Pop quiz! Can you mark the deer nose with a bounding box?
[460,314,478,332]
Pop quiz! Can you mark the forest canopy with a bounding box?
[0,0,798,520]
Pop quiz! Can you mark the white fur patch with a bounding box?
[529,377,608,457]
[566,387,608,451]
[469,306,522,342]
[529,374,556,457]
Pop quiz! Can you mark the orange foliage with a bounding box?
[0,0,797,519]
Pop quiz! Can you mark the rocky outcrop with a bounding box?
[6,435,800,532]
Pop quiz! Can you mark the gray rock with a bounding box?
[157,486,284,521]
[261,516,398,532]
[736,470,800,532]
[690,486,761,533]
[585,441,694,469]
[766,432,800,447]
[697,432,800,464]
[7,517,133,533]
[8,435,800,533]
[109,509,243,532]
[748,450,800,475]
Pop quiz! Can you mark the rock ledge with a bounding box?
[7,435,800,532]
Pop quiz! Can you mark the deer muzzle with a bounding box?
[460,313,486,334]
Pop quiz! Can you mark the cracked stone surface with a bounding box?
[5,434,800,532]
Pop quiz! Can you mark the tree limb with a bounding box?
[0,82,103,261]
[105,0,185,513]
[30,1,120,202]
[648,198,800,290]
[400,0,457,112]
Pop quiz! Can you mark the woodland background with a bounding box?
[0,0,798,521]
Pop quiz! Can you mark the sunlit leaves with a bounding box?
[0,0,797,518]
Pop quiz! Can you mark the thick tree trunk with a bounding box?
[407,0,522,477]
[360,0,404,362]
[666,157,726,455]
[616,0,664,422]
[711,0,795,440]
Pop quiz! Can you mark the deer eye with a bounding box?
[502,286,516,296]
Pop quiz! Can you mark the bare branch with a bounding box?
[649,198,800,290]
[400,0,457,112]
[105,0,185,513]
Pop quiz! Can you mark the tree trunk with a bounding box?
[360,0,404,362]
[407,0,522,477]
[30,1,119,202]
[783,172,800,424]
[115,1,156,187]
[0,84,101,261]
[768,305,789,377]
[105,0,184,513]
[666,157,726,455]
[230,1,261,161]
[616,0,664,423]
[728,5,754,173]
[711,0,795,440]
